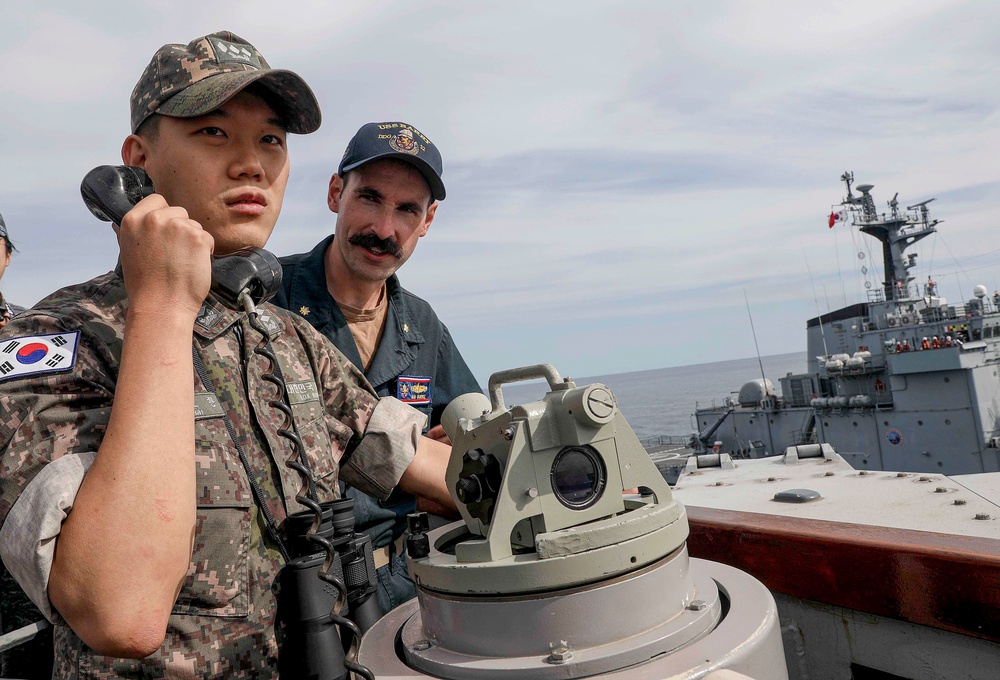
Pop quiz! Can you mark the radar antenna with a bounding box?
[840,171,855,202]
[907,197,936,225]
[840,175,938,302]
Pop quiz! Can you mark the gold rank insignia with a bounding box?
[403,323,410,333]
[299,306,310,316]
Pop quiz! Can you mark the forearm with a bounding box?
[399,436,456,511]
[49,309,197,657]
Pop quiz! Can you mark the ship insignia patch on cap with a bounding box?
[397,375,431,404]
[389,128,419,155]
[0,331,81,382]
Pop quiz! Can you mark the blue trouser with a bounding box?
[343,485,417,614]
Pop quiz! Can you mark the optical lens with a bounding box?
[551,446,606,509]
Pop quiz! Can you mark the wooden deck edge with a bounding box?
[684,505,1000,643]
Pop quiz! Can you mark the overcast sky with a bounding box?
[1,0,998,385]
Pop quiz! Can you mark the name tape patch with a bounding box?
[397,375,431,405]
[0,330,81,382]
[286,380,320,405]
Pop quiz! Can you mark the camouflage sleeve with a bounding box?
[0,312,115,622]
[294,314,425,500]
[342,396,426,500]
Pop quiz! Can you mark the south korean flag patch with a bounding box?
[0,330,81,382]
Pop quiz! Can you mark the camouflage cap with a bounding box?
[339,122,445,200]
[130,31,321,134]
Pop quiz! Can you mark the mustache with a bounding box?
[349,232,402,258]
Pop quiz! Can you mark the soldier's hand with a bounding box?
[116,193,214,316]
[0,310,10,329]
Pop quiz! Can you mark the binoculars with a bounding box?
[278,498,381,680]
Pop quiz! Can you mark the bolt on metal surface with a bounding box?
[824,471,835,476]
[934,487,948,493]
[918,476,932,482]
[500,426,514,441]
[412,639,433,651]
[954,499,967,506]
[975,513,992,521]
[547,642,572,664]
[687,600,708,611]
[896,472,908,477]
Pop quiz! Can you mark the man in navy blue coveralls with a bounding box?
[274,122,481,612]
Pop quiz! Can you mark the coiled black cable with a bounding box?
[243,295,374,680]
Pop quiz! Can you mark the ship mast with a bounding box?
[840,171,938,301]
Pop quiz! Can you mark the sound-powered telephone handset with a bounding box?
[80,165,283,310]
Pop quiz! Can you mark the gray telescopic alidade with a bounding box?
[358,365,787,679]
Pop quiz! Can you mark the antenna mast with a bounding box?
[743,288,769,395]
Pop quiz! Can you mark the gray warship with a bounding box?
[694,172,1000,474]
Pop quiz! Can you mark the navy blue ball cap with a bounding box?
[338,122,445,201]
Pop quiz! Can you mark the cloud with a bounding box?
[2,0,1000,384]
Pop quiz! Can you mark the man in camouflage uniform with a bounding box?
[0,31,451,678]
[275,122,481,613]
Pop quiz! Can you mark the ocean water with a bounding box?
[495,351,807,440]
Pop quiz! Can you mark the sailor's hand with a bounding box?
[425,424,452,446]
[116,194,214,317]
[417,495,461,520]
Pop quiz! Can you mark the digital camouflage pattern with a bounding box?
[130,31,321,134]
[0,270,401,678]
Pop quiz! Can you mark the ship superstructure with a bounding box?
[695,173,1000,474]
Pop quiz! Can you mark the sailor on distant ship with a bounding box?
[925,276,937,296]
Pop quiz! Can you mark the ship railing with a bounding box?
[791,429,817,445]
[866,289,886,303]
[639,434,692,449]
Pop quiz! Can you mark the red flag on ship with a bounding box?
[828,209,847,228]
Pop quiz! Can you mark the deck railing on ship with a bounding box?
[639,434,691,449]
